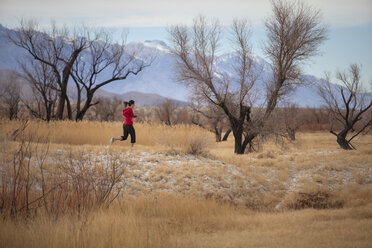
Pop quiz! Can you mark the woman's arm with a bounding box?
[130,108,137,118]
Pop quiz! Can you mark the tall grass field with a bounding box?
[1,120,372,247]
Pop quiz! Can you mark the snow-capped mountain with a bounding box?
[106,40,190,101]
[0,24,345,107]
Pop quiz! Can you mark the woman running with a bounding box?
[109,100,137,147]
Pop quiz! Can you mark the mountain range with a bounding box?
[0,24,353,107]
[0,69,186,106]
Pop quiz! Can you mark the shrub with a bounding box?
[0,123,126,219]
[186,135,211,156]
[286,191,344,210]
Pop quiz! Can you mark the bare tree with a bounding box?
[20,59,58,122]
[263,0,327,117]
[156,99,177,125]
[318,64,372,149]
[71,32,152,121]
[173,107,191,125]
[0,71,21,120]
[169,17,260,153]
[91,97,122,122]
[309,107,329,126]
[191,103,229,142]
[278,103,302,140]
[8,20,92,120]
[169,1,327,154]
[8,21,151,121]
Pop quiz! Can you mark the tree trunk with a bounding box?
[56,51,81,120]
[56,86,66,120]
[287,127,296,141]
[232,127,254,154]
[225,105,254,154]
[233,129,243,154]
[335,129,353,150]
[214,126,222,142]
[337,137,352,150]
[45,101,52,122]
[76,104,89,121]
[66,96,72,120]
[9,103,18,120]
[75,86,81,120]
[76,92,95,121]
[222,128,231,141]
[331,129,353,150]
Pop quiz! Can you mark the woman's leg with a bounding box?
[111,125,134,146]
[110,124,127,145]
[129,125,136,146]
[121,124,130,141]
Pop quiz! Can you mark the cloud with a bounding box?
[0,0,371,27]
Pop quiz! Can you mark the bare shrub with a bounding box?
[186,135,212,156]
[191,103,230,142]
[0,123,46,218]
[90,97,122,122]
[156,99,177,125]
[285,190,344,210]
[0,123,126,219]
[0,71,21,120]
[299,107,330,131]
[51,150,126,215]
[155,99,192,126]
[276,103,302,140]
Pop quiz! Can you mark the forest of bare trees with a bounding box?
[0,0,370,152]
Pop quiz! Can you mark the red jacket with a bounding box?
[123,108,137,125]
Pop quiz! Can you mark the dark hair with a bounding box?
[124,100,135,108]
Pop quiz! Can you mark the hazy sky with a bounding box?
[1,0,371,85]
[1,0,371,27]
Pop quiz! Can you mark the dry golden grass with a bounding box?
[0,119,213,149]
[1,194,372,248]
[210,131,372,177]
[1,120,372,247]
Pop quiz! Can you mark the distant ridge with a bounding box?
[0,69,187,106]
[119,91,187,106]
[94,88,187,106]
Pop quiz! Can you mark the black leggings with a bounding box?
[122,124,136,143]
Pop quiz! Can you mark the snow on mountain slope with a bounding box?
[105,40,190,101]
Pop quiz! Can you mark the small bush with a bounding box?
[286,191,344,210]
[186,135,211,156]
